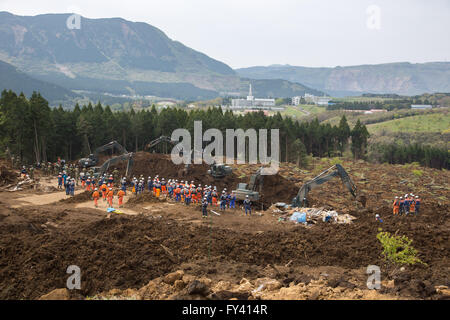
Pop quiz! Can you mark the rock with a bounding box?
[109,288,122,296]
[174,280,185,291]
[39,288,70,300]
[164,270,184,285]
[236,278,253,293]
[307,288,321,300]
[187,280,209,296]
[435,285,450,296]
[182,274,195,284]
[198,277,212,287]
[213,281,232,292]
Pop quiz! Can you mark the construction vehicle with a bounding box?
[208,161,232,178]
[79,141,127,168]
[291,164,358,207]
[232,167,264,201]
[92,152,134,178]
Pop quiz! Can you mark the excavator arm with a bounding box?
[93,141,127,158]
[292,164,357,207]
[145,136,176,150]
[95,153,134,178]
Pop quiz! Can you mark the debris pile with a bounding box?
[270,205,356,226]
[2,177,37,192]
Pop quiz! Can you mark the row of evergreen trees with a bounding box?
[371,143,449,169]
[0,90,369,166]
[1,89,447,169]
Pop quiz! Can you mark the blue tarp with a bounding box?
[290,212,307,223]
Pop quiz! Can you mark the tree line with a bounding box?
[1,89,447,169]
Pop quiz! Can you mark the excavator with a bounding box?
[91,152,134,178]
[291,164,361,207]
[79,141,127,168]
[207,160,233,179]
[232,167,264,201]
[146,136,232,179]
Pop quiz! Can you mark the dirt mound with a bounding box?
[59,191,92,204]
[0,166,17,186]
[126,193,167,206]
[259,174,298,207]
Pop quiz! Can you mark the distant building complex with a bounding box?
[292,94,331,106]
[231,85,276,109]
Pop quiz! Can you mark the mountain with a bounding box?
[0,11,323,102]
[236,62,450,96]
[0,59,79,101]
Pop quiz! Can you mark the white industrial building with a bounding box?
[231,84,276,109]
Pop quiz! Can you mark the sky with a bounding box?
[0,0,449,69]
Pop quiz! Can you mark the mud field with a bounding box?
[0,154,449,300]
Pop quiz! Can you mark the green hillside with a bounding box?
[367,112,450,134]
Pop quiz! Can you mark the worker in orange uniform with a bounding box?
[393,196,400,215]
[117,189,125,207]
[100,183,108,202]
[107,188,114,207]
[92,188,100,208]
[409,197,416,216]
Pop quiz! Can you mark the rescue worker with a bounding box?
[414,196,421,215]
[243,195,252,216]
[65,176,71,195]
[375,214,383,223]
[229,192,236,209]
[86,176,91,191]
[117,188,125,208]
[57,172,63,189]
[70,178,75,196]
[409,195,416,216]
[185,188,191,205]
[121,177,127,195]
[21,166,27,178]
[108,175,114,187]
[220,191,227,211]
[212,188,218,207]
[403,194,410,215]
[92,188,100,208]
[107,188,114,207]
[175,185,181,202]
[100,183,108,202]
[399,196,404,215]
[201,197,208,218]
[393,196,400,215]
[147,176,153,192]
